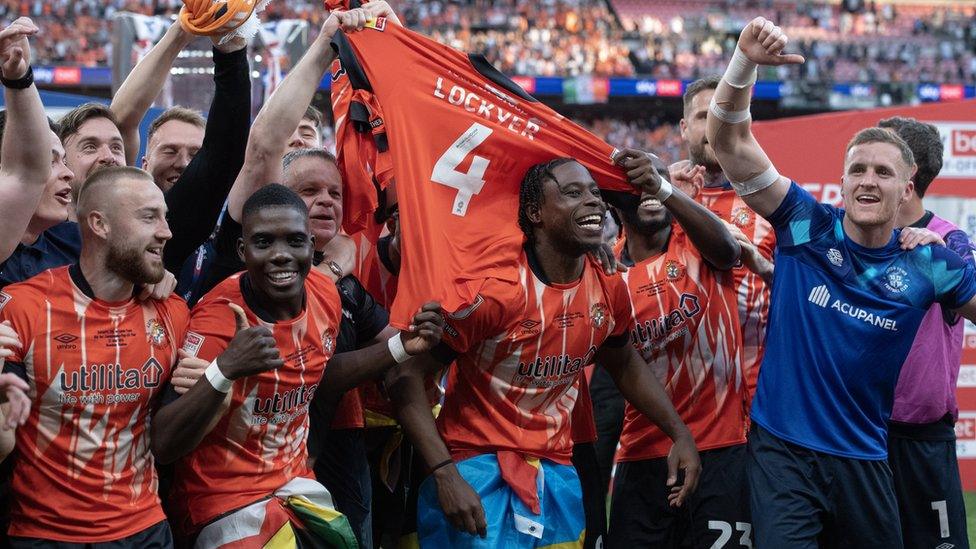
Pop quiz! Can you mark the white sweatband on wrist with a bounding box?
[730,165,781,196]
[709,96,751,125]
[204,360,233,393]
[723,47,758,89]
[655,177,673,202]
[387,333,411,364]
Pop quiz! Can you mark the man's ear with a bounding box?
[87,210,110,240]
[237,237,246,264]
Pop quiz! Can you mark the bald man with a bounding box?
[0,166,190,547]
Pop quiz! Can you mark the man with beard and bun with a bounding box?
[606,153,749,548]
[706,17,976,546]
[881,116,975,548]
[677,76,775,404]
[152,184,443,547]
[391,157,700,549]
[0,166,188,547]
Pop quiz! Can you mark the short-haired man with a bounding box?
[880,116,975,548]
[0,166,188,547]
[606,153,749,548]
[152,184,442,546]
[58,102,126,202]
[705,17,976,546]
[392,157,700,548]
[142,107,206,193]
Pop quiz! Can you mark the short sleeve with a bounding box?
[766,182,837,248]
[603,273,634,347]
[931,245,976,310]
[944,229,976,267]
[440,279,516,357]
[182,298,236,362]
[0,284,41,364]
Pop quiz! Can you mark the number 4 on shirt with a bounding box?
[431,123,494,216]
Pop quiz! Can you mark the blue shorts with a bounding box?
[417,454,584,548]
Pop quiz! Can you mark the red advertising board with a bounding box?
[754,100,976,488]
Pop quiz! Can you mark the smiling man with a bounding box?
[705,16,976,547]
[390,158,699,549]
[0,166,188,547]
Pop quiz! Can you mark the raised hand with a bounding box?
[0,17,37,81]
[669,160,706,200]
[215,303,284,380]
[737,17,805,67]
[401,302,444,356]
[615,148,671,196]
[138,270,178,302]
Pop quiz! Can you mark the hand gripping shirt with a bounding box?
[697,184,775,404]
[616,227,747,462]
[326,12,634,328]
[753,183,976,459]
[0,265,188,542]
[169,270,342,531]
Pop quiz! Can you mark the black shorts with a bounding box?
[747,424,901,549]
[888,416,969,549]
[608,444,750,548]
[313,427,372,549]
[573,441,607,549]
[8,520,172,549]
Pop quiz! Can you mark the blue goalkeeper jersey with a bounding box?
[752,183,976,459]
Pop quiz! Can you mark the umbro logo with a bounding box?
[54,333,78,344]
[808,285,830,308]
[519,319,541,330]
[936,543,955,549]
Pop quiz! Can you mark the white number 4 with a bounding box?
[431,123,493,216]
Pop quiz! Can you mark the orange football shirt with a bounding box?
[0,266,188,541]
[615,228,747,461]
[169,270,342,531]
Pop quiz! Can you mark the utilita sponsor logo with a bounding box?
[516,345,597,379]
[808,285,897,331]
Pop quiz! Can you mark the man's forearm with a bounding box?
[2,79,48,179]
[111,23,192,165]
[151,378,230,464]
[321,338,400,396]
[389,361,453,469]
[599,347,690,443]
[226,34,338,220]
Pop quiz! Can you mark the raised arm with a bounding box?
[226,1,400,221]
[617,149,740,270]
[110,23,194,166]
[319,302,442,396]
[705,17,805,218]
[0,18,53,263]
[151,305,284,464]
[596,343,700,507]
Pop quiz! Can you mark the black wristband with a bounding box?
[428,458,454,476]
[1,66,33,89]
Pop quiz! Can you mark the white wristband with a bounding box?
[709,96,751,124]
[655,177,673,202]
[204,360,233,393]
[723,47,758,89]
[730,165,781,196]
[387,333,411,364]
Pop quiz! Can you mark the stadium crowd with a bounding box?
[0,2,972,549]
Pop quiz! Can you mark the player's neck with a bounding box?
[623,221,671,263]
[21,216,58,247]
[843,216,896,249]
[701,167,727,189]
[79,254,135,303]
[528,238,584,284]
[894,196,926,229]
